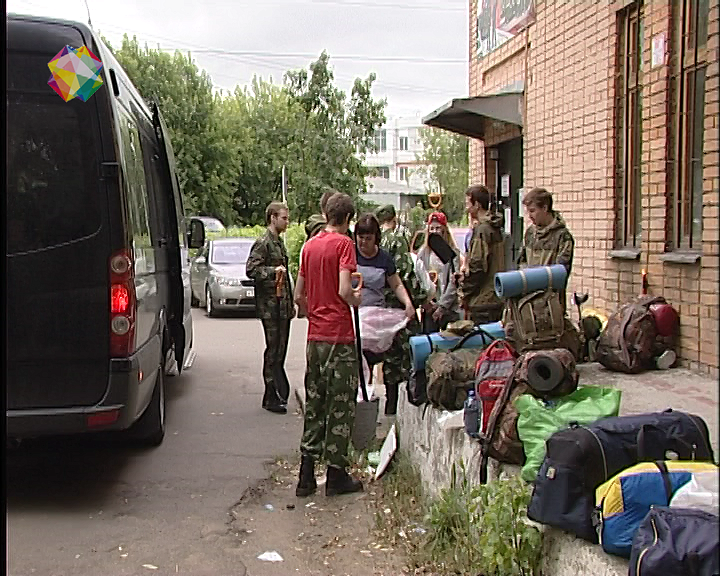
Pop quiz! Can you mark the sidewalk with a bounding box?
[395,362,719,576]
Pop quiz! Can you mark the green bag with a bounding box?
[515,386,622,482]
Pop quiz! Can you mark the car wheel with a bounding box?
[130,355,166,447]
[206,286,216,318]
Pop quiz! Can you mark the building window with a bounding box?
[373,166,389,179]
[399,136,409,151]
[399,167,408,181]
[669,0,709,250]
[374,129,387,152]
[614,2,643,248]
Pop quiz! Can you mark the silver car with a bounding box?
[190,238,256,317]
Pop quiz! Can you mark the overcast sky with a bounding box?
[8,0,469,119]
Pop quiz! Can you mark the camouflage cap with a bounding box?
[375,204,397,224]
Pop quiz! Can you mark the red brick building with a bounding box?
[425,0,719,375]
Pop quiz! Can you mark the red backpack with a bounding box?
[474,340,517,435]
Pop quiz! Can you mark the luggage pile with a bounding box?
[527,410,718,574]
[403,275,717,574]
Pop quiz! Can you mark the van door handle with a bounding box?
[158,238,169,247]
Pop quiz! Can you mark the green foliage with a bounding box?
[414,128,469,225]
[421,463,543,576]
[408,203,432,235]
[284,224,306,281]
[103,35,386,228]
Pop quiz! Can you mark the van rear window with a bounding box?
[7,53,101,255]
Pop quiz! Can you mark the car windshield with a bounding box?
[200,218,224,232]
[211,242,251,264]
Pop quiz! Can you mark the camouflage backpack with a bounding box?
[504,289,582,361]
[596,295,669,374]
[426,348,480,411]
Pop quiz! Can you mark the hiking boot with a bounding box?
[325,465,363,497]
[295,454,317,497]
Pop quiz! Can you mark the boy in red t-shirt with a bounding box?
[293,192,364,497]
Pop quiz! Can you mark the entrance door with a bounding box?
[497,138,523,270]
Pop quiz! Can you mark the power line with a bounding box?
[190,49,465,64]
[97,23,462,96]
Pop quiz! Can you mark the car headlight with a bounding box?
[215,276,242,287]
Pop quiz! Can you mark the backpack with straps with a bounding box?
[423,328,497,412]
[474,340,517,436]
[596,295,669,374]
[504,289,582,360]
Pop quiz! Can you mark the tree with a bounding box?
[284,52,386,222]
[414,128,469,224]
[104,35,236,223]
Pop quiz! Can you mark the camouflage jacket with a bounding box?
[381,227,428,308]
[246,229,295,320]
[461,212,505,311]
[517,212,574,273]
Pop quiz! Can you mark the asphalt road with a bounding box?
[7,309,308,576]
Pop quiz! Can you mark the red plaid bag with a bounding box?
[474,340,517,435]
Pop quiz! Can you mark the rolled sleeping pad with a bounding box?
[494,264,568,299]
[526,353,566,393]
[410,321,505,372]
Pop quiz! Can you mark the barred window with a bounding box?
[614,2,643,248]
[669,0,710,250]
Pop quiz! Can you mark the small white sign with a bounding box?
[504,207,512,236]
[517,188,525,212]
[501,174,510,197]
[652,33,666,68]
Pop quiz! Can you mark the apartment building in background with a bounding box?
[424,0,719,375]
[364,115,430,192]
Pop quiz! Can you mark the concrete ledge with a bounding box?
[396,362,719,576]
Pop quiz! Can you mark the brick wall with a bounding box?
[467,0,720,376]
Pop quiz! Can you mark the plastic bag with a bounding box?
[410,253,436,300]
[515,386,622,482]
[358,306,409,354]
[670,469,720,515]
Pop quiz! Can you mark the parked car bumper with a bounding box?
[211,284,256,311]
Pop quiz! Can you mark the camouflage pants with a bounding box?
[382,327,411,415]
[300,341,358,469]
[261,318,291,406]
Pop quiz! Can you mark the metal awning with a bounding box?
[422,82,524,140]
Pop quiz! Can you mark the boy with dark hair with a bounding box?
[247,201,295,413]
[518,187,574,274]
[294,192,364,498]
[460,184,506,325]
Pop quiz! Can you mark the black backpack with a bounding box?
[527,409,715,543]
[629,507,719,576]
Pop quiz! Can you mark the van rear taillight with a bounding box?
[110,249,136,358]
[111,284,130,314]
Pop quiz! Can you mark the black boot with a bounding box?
[295,454,317,497]
[325,465,363,497]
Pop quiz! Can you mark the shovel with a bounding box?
[350,272,379,451]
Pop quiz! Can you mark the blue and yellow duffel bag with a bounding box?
[594,460,719,558]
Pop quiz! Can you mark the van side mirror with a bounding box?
[188,219,205,249]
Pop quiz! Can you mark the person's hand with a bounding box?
[422,301,436,313]
[350,288,362,308]
[404,303,417,320]
[432,306,445,322]
[275,265,286,275]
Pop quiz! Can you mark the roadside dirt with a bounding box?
[227,455,411,576]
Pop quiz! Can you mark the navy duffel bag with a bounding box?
[629,507,719,576]
[527,409,715,543]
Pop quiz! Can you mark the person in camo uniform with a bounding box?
[517,187,575,312]
[293,192,364,498]
[246,201,296,414]
[375,204,430,415]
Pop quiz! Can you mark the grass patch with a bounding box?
[373,460,544,576]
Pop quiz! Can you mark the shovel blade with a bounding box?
[352,398,380,451]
